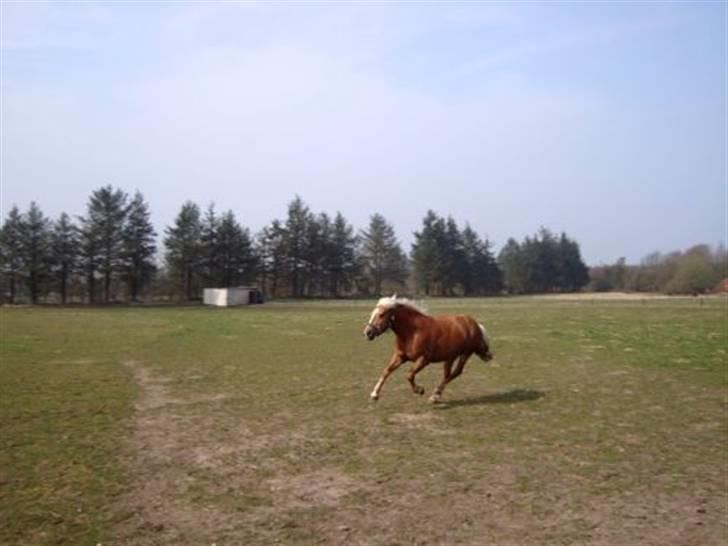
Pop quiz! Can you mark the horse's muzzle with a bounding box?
[364,324,380,341]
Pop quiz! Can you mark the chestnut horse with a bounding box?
[364,295,493,403]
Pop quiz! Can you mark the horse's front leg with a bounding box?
[370,352,406,401]
[406,356,430,396]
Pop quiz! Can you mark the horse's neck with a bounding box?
[392,305,428,338]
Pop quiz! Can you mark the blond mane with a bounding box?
[375,295,429,316]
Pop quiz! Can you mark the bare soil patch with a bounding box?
[268,469,363,508]
[388,412,452,434]
[113,359,728,546]
[115,361,238,545]
[115,361,338,545]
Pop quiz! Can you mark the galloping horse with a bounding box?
[364,295,493,403]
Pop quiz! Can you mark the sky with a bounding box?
[1,1,725,265]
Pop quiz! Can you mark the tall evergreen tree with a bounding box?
[0,206,25,303]
[498,238,526,294]
[461,225,502,295]
[442,216,467,295]
[79,186,128,303]
[557,232,589,292]
[284,196,312,297]
[411,210,448,295]
[199,204,220,286]
[532,228,560,292]
[328,212,358,297]
[164,202,202,300]
[50,213,79,304]
[317,213,335,297]
[256,219,288,297]
[303,212,327,296]
[216,210,256,287]
[122,192,157,301]
[20,202,52,304]
[359,214,407,295]
[78,217,100,304]
[460,225,480,296]
[479,238,503,295]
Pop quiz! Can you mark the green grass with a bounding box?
[1,297,726,545]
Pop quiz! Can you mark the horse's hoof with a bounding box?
[369,394,379,402]
[428,394,441,404]
[415,386,425,396]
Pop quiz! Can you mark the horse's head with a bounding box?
[363,294,398,341]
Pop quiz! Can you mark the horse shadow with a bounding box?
[435,388,545,410]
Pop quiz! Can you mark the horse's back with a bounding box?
[429,314,485,361]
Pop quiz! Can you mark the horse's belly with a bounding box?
[429,336,478,362]
[430,349,464,362]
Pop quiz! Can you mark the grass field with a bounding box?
[1,296,726,546]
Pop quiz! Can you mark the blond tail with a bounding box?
[478,323,493,361]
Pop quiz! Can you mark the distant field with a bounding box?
[1,297,726,546]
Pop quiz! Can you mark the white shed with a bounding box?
[203,287,262,307]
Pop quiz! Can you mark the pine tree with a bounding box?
[285,196,312,297]
[534,228,560,292]
[164,202,202,300]
[460,226,503,296]
[216,210,256,287]
[328,212,358,297]
[199,204,220,286]
[442,216,466,295]
[498,238,526,294]
[122,192,157,301]
[50,213,79,304]
[79,186,128,303]
[256,220,287,297]
[303,212,327,296]
[480,237,503,295]
[557,233,589,292]
[20,202,52,304]
[78,216,100,304]
[359,214,407,296]
[0,206,25,303]
[411,210,447,295]
[460,225,479,296]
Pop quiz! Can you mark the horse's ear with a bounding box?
[391,293,398,301]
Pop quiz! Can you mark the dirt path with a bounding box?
[115,361,240,544]
[114,361,727,546]
[115,362,369,545]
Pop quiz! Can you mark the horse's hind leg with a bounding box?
[406,356,429,396]
[429,354,470,403]
[428,360,453,403]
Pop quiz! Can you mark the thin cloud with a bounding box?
[456,12,682,76]
[1,3,723,264]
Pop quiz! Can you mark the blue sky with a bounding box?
[1,1,725,265]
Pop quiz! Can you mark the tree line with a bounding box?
[1,187,155,304]
[497,229,590,294]
[589,245,726,295]
[1,186,596,303]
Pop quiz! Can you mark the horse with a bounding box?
[364,295,493,403]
